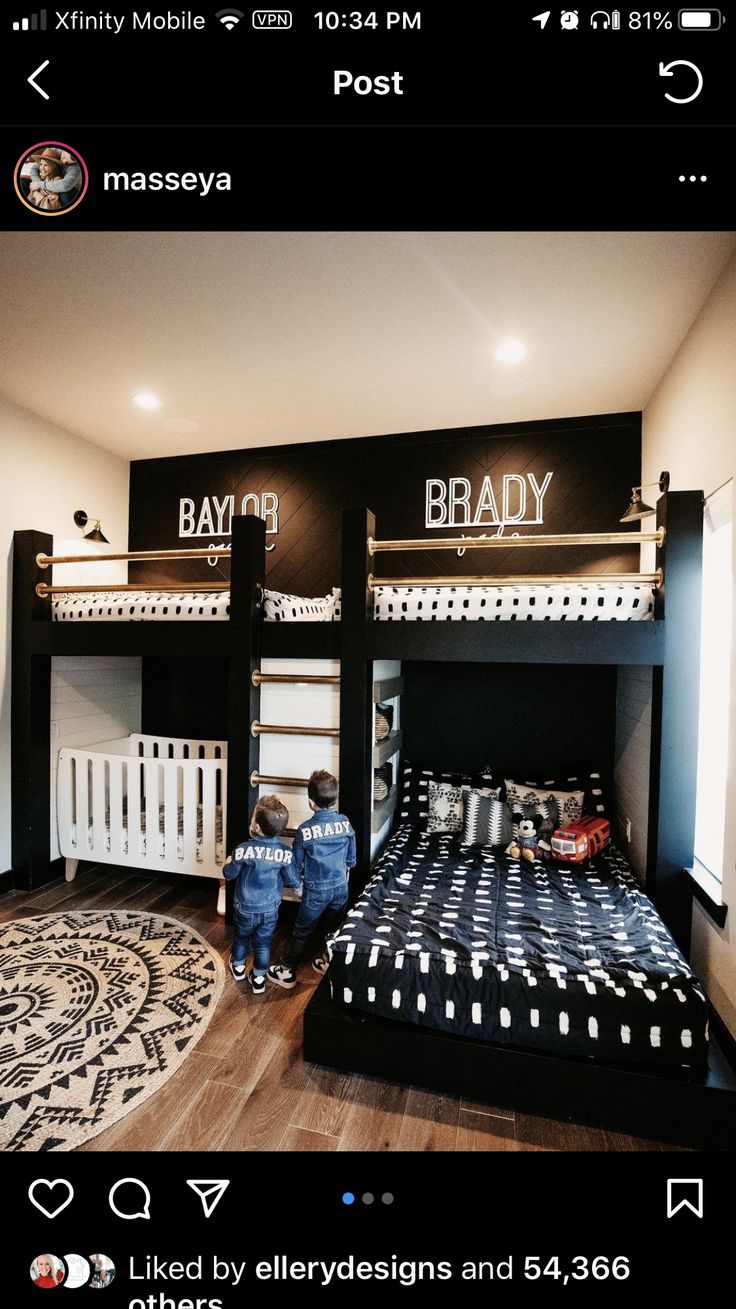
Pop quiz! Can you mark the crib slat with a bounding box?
[143,760,161,864]
[57,751,75,856]
[108,755,125,863]
[75,751,90,856]
[182,765,199,869]
[164,762,180,864]
[201,764,218,875]
[90,755,107,859]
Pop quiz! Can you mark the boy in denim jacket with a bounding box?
[267,771,355,990]
[223,794,299,995]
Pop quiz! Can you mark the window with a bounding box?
[693,480,733,890]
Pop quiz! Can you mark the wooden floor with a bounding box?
[1,864,690,1153]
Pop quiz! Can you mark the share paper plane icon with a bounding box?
[186,1179,230,1217]
[532,11,551,27]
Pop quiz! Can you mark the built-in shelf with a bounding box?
[373,675,404,702]
[371,785,397,832]
[372,729,402,767]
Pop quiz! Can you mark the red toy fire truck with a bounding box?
[550,816,611,863]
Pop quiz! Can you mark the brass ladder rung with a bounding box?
[251,721,339,739]
[251,771,310,788]
[252,671,340,686]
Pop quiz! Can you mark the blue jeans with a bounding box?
[283,882,348,965]
[232,909,278,975]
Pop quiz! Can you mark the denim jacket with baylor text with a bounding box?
[292,809,356,891]
[223,833,299,915]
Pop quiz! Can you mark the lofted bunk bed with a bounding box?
[10,519,340,912]
[302,497,736,1150]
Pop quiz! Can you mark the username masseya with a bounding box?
[56,11,207,32]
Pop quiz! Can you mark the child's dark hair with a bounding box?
[253,794,289,837]
[308,770,339,808]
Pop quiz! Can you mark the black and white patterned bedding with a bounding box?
[327,826,708,1069]
[372,583,654,621]
[50,589,341,622]
[51,582,652,622]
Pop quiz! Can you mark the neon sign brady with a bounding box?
[425,473,553,530]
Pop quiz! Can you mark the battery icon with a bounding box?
[678,8,722,27]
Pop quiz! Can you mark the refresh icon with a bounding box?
[660,59,704,103]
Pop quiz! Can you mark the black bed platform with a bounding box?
[304,977,736,1149]
[304,825,736,1149]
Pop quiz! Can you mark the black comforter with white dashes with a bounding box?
[327,826,708,1069]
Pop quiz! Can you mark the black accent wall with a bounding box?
[401,661,617,783]
[129,412,641,595]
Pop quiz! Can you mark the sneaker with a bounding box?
[248,969,266,996]
[312,953,330,976]
[267,962,297,990]
[229,956,246,981]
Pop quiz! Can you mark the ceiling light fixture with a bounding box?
[133,392,162,410]
[495,338,528,365]
[73,510,109,544]
[619,471,671,523]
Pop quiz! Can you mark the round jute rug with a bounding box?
[0,910,225,1152]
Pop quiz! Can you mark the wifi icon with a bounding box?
[216,7,244,28]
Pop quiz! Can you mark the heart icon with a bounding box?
[28,1178,75,1219]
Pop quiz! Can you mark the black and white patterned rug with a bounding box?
[0,911,225,1152]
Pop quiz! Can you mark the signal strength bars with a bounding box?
[12,9,47,28]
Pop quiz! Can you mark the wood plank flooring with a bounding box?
[1,865,690,1153]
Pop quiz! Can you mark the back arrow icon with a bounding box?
[659,59,703,104]
[27,59,50,99]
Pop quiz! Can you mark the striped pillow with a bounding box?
[462,790,513,847]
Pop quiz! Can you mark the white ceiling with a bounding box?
[0,230,733,461]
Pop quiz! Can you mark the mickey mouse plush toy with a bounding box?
[507,816,552,862]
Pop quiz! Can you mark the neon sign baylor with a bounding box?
[425,473,553,529]
[179,493,279,539]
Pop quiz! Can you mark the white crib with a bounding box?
[57,734,228,912]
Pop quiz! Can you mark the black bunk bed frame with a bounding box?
[10,519,339,899]
[10,498,736,1148]
[305,494,736,1151]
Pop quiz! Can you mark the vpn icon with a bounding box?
[216,7,244,27]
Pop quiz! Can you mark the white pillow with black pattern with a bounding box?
[426,780,465,833]
[462,789,513,847]
[509,797,560,841]
[263,589,338,622]
[504,779,584,827]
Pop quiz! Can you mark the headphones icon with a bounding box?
[591,10,610,26]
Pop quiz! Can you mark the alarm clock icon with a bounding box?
[560,10,579,27]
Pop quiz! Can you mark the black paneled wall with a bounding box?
[401,661,618,782]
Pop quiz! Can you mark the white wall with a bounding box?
[0,394,130,873]
[642,250,736,1037]
[50,657,141,860]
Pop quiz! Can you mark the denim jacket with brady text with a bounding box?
[223,833,299,915]
[292,809,356,892]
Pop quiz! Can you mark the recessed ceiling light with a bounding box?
[495,338,528,365]
[133,392,161,410]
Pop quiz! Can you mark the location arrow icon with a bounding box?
[186,1179,230,1218]
[532,11,551,28]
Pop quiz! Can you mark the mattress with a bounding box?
[327,826,708,1069]
[72,802,225,862]
[50,589,341,621]
[372,582,654,621]
[50,583,653,622]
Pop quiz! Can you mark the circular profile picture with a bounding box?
[88,1255,115,1290]
[30,1254,66,1289]
[14,141,88,216]
[63,1255,91,1290]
